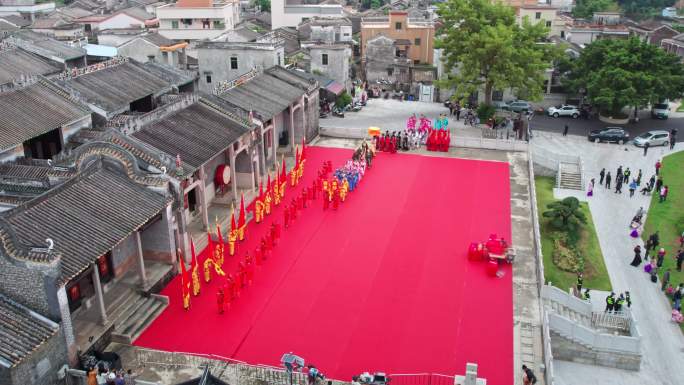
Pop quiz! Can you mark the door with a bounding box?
[188,188,197,213]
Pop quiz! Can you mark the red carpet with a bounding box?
[135,146,512,385]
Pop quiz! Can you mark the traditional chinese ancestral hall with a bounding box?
[135,146,513,385]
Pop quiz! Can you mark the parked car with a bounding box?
[507,100,532,113]
[491,100,510,110]
[633,130,671,147]
[651,103,670,119]
[588,127,630,144]
[547,105,580,118]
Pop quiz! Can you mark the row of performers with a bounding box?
[374,131,411,153]
[426,128,451,152]
[254,143,307,223]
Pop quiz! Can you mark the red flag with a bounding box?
[280,156,287,182]
[301,137,306,160]
[295,145,300,168]
[179,250,191,309]
[238,193,246,228]
[190,240,200,296]
[266,173,272,193]
[230,205,238,233]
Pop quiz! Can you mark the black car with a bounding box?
[588,127,629,144]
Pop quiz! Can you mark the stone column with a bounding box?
[135,231,147,286]
[229,146,238,204]
[162,204,178,264]
[198,165,209,230]
[91,264,107,325]
[301,98,307,143]
[259,128,267,177]
[289,105,295,155]
[56,287,78,365]
[271,125,278,169]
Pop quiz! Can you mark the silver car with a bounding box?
[633,130,671,147]
[508,101,531,113]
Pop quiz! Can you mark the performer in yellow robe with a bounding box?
[264,190,272,215]
[340,179,349,202]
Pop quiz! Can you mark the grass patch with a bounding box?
[535,177,612,291]
[678,103,684,112]
[643,151,684,330]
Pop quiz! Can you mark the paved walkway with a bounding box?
[531,133,684,385]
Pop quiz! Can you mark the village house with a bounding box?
[661,33,684,60]
[197,40,285,92]
[270,0,344,29]
[114,32,188,68]
[308,44,352,93]
[626,20,679,46]
[0,44,63,89]
[0,0,55,21]
[516,5,567,38]
[5,30,87,68]
[361,11,434,66]
[56,57,195,125]
[298,17,353,44]
[156,0,241,42]
[0,78,92,162]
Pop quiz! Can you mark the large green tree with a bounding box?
[564,37,684,116]
[435,0,554,105]
[572,0,619,19]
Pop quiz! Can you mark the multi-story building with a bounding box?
[197,40,285,92]
[298,17,353,44]
[0,0,55,21]
[157,0,240,41]
[270,0,343,29]
[309,44,351,92]
[517,5,567,38]
[361,11,434,66]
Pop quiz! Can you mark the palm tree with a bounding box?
[543,197,587,233]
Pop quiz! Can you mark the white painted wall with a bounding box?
[98,13,147,30]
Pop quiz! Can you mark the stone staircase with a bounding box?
[109,288,168,344]
[544,298,592,329]
[558,162,582,190]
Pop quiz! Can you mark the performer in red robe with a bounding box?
[237,262,247,288]
[217,288,225,314]
[391,135,398,153]
[222,281,232,310]
[323,191,329,209]
[270,222,278,246]
[284,206,290,228]
[290,199,297,220]
[261,237,269,260]
[332,189,340,210]
[245,254,254,285]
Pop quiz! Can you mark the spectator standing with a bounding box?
[655,159,662,175]
[87,367,98,385]
[605,172,612,189]
[124,370,136,385]
[662,269,671,291]
[644,141,650,156]
[599,168,605,184]
[657,248,666,268]
[676,249,684,272]
[674,284,683,310]
[522,365,537,385]
[629,179,637,197]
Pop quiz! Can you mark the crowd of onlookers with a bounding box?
[87,367,137,385]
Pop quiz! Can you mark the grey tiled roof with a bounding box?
[6,164,170,283]
[140,32,176,47]
[0,15,31,28]
[9,30,86,60]
[132,100,250,171]
[59,60,173,113]
[0,294,59,368]
[0,79,91,152]
[140,61,195,86]
[215,70,306,119]
[0,47,62,85]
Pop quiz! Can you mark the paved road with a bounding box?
[532,134,684,385]
[530,111,683,142]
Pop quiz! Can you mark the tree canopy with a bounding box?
[543,197,587,234]
[256,0,270,12]
[572,0,619,19]
[618,0,676,19]
[563,37,684,115]
[435,0,555,105]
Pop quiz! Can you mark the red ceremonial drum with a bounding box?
[215,164,231,187]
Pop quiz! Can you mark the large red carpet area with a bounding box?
[135,146,512,385]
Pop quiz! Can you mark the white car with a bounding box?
[548,105,579,118]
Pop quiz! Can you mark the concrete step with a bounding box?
[111,295,167,344]
[110,295,146,328]
[129,299,167,341]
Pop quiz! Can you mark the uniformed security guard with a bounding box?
[582,288,591,301]
[605,292,615,312]
[625,291,632,308]
[615,293,625,313]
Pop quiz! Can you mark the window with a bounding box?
[560,30,565,38]
[213,20,222,29]
[147,55,155,62]
[395,22,402,30]
[322,53,328,65]
[182,18,192,25]
[206,75,212,83]
[535,12,541,19]
[230,56,238,70]
[546,21,551,27]
[413,59,419,64]
[171,20,179,29]
[277,53,281,66]
[414,37,421,45]
[492,90,504,101]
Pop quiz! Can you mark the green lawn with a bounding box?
[535,177,612,292]
[677,103,684,112]
[643,151,684,317]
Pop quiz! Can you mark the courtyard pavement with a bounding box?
[530,133,684,385]
[320,101,684,384]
